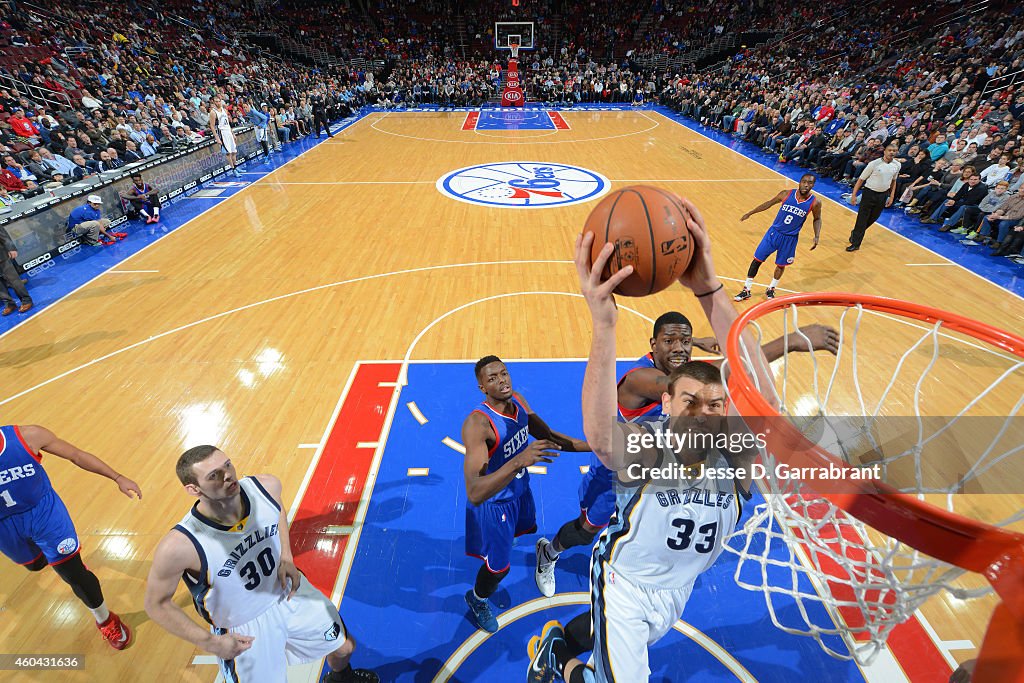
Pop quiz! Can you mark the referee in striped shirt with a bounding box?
[847,143,901,251]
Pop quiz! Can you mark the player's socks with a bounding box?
[90,602,110,623]
[769,278,779,289]
[744,277,754,289]
[325,665,380,683]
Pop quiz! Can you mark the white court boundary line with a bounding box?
[258,178,783,186]
[433,592,757,683]
[368,110,662,145]
[5,260,1018,407]
[0,112,374,346]
[653,108,1024,305]
[0,259,571,406]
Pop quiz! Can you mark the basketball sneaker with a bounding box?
[734,288,751,302]
[464,590,499,633]
[527,620,565,683]
[97,612,131,650]
[534,537,557,598]
[765,287,776,299]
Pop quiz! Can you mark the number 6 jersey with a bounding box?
[174,476,284,629]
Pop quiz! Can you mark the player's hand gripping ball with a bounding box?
[584,186,695,296]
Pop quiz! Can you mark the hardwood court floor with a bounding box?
[0,110,1021,681]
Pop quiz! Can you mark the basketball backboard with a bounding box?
[495,22,534,50]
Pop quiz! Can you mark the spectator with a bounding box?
[970,188,1024,248]
[123,141,143,163]
[69,154,95,181]
[7,108,40,144]
[980,154,1013,187]
[67,195,124,247]
[0,227,32,316]
[38,148,77,177]
[951,180,1010,235]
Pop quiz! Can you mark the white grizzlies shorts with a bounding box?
[220,127,237,154]
[216,578,346,682]
[254,126,267,142]
[586,559,693,683]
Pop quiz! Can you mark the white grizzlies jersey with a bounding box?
[175,477,284,629]
[595,423,742,590]
[214,108,231,129]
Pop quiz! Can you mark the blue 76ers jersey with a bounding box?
[472,398,531,503]
[587,355,666,482]
[770,190,815,236]
[0,425,53,519]
[616,353,664,423]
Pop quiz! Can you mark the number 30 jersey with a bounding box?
[594,419,742,590]
[174,476,283,629]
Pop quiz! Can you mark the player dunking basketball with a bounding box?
[463,356,590,633]
[145,446,378,682]
[529,204,778,683]
[534,315,838,598]
[734,173,822,301]
[0,424,140,650]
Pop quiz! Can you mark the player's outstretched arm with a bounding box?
[576,232,636,470]
[676,200,777,410]
[516,393,591,452]
[740,190,787,221]
[253,474,301,600]
[19,425,141,499]
[759,324,840,362]
[461,414,558,505]
[145,531,255,659]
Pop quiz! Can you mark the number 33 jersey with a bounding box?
[595,423,742,591]
[175,476,284,629]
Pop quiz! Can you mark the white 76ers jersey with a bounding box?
[594,422,742,590]
[175,477,285,629]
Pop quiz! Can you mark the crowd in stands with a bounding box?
[1,0,1022,262]
[0,0,371,204]
[659,0,1024,260]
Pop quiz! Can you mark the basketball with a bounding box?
[584,186,695,297]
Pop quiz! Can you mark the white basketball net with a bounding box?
[722,301,1024,665]
[509,42,521,61]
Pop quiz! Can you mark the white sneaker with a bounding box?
[535,537,557,597]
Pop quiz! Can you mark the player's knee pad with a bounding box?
[564,611,594,657]
[474,563,509,598]
[25,555,47,572]
[557,519,598,550]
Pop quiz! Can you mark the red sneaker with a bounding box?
[97,612,131,650]
[100,238,116,246]
[112,232,128,239]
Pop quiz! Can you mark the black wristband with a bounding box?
[695,283,724,298]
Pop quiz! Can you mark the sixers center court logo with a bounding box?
[436,162,610,208]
